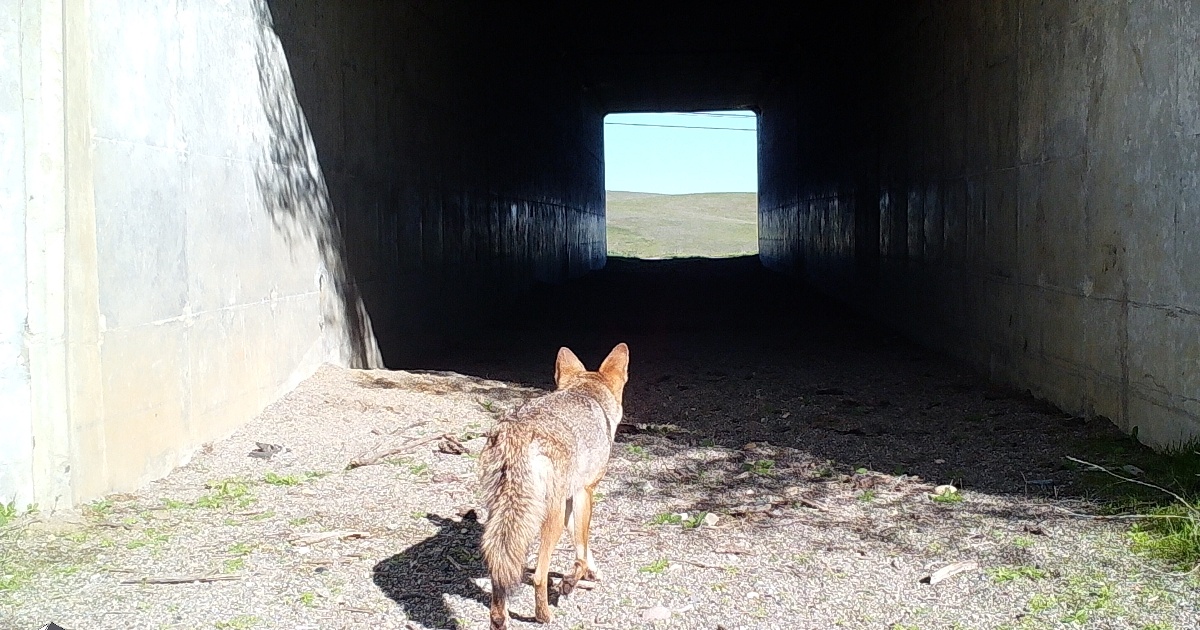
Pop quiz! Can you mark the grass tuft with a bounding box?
[1068,449,1200,571]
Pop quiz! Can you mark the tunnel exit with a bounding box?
[602,111,758,259]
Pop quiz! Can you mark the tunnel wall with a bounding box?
[3,0,603,508]
[761,2,1200,448]
[0,0,34,507]
[266,1,606,365]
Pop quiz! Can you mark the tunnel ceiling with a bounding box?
[534,2,862,113]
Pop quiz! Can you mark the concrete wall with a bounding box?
[760,1,1200,448]
[3,0,603,508]
[0,0,34,509]
[265,1,605,364]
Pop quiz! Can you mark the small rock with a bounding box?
[641,606,672,621]
[746,591,759,599]
[1120,465,1145,476]
[641,481,655,493]
[934,458,946,464]
[933,484,958,496]
[702,513,719,527]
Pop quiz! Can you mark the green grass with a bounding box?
[625,445,650,459]
[406,463,429,476]
[214,615,259,629]
[263,472,302,486]
[125,528,170,549]
[1068,438,1200,572]
[0,500,18,527]
[86,499,113,516]
[649,512,683,526]
[747,458,776,476]
[989,565,1049,583]
[228,542,254,556]
[195,479,254,509]
[605,191,757,259]
[931,489,964,504]
[638,557,670,574]
[649,512,708,528]
[0,561,32,592]
[1129,505,1200,570]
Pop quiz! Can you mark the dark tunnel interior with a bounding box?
[260,1,877,366]
[256,0,1200,452]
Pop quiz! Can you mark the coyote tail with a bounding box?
[480,424,547,590]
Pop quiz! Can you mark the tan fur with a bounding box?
[479,343,630,629]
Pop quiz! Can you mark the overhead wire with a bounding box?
[604,123,753,133]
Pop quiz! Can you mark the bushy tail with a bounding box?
[479,424,547,590]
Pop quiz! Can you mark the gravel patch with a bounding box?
[3,257,1196,630]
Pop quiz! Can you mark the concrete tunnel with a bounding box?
[3,1,1199,510]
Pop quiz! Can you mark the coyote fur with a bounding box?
[478,343,630,629]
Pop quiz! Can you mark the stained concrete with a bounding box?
[3,1,1197,507]
[759,2,1200,448]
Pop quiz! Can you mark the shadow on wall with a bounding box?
[249,5,382,369]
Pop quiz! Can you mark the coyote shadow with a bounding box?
[372,512,489,629]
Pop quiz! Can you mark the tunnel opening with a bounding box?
[602,111,758,260]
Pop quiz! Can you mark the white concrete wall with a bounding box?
[2,0,378,509]
[79,0,373,499]
[0,0,34,509]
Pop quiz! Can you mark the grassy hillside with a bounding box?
[605,191,758,259]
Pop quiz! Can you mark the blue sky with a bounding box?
[603,111,758,194]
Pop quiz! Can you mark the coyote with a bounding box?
[478,343,630,629]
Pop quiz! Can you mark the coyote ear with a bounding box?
[598,342,629,385]
[555,346,587,388]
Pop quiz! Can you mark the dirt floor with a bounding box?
[2,256,1197,630]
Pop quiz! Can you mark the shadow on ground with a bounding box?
[372,512,489,630]
[422,256,1193,519]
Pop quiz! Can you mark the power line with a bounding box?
[604,121,756,131]
[666,112,757,118]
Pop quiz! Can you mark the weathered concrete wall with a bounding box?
[4,0,603,508]
[265,1,605,364]
[0,0,34,508]
[761,1,1200,448]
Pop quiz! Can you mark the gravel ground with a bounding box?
[3,256,1197,630]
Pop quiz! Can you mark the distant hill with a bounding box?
[605,191,758,259]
